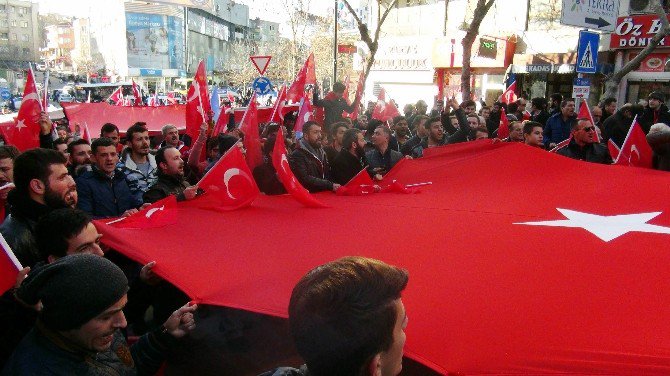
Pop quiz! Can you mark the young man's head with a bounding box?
[473,126,489,140]
[161,124,180,148]
[289,257,409,376]
[550,93,563,108]
[425,117,444,143]
[412,115,429,138]
[647,91,665,110]
[560,98,576,118]
[467,114,480,129]
[0,145,19,187]
[392,116,409,138]
[461,100,476,115]
[56,125,70,141]
[330,122,349,148]
[13,148,77,208]
[302,121,323,150]
[479,106,491,120]
[125,122,150,158]
[91,137,119,175]
[206,137,220,160]
[342,128,366,157]
[415,100,427,115]
[67,139,93,170]
[16,254,129,352]
[523,121,544,148]
[371,125,391,150]
[332,82,346,95]
[100,123,120,145]
[602,97,617,115]
[571,118,596,146]
[36,208,104,263]
[54,139,69,161]
[155,147,184,177]
[531,97,547,112]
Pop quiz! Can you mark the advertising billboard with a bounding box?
[126,12,184,71]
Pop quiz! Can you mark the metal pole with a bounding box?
[333,0,338,85]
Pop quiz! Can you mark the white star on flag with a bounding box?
[515,208,670,242]
[15,119,26,131]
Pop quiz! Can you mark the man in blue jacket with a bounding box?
[544,98,576,149]
[76,138,143,219]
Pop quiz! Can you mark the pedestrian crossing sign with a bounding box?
[576,30,599,74]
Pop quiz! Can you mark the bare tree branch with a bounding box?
[604,0,670,99]
[461,0,496,101]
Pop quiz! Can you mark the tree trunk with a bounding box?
[603,1,669,100]
[461,0,496,101]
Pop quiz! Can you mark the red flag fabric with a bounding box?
[108,86,124,106]
[372,88,386,121]
[0,232,22,295]
[212,107,228,137]
[578,100,601,142]
[81,122,92,143]
[286,56,309,103]
[272,126,327,208]
[383,100,401,121]
[294,98,314,135]
[500,80,518,104]
[614,117,653,168]
[269,86,287,123]
[347,71,365,120]
[107,195,177,229]
[4,69,42,151]
[197,146,259,210]
[239,95,263,170]
[185,61,211,141]
[336,167,376,196]
[96,141,670,375]
[305,53,316,85]
[549,136,571,153]
[131,80,143,106]
[608,139,621,160]
[497,107,510,139]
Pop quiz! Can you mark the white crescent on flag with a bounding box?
[145,205,165,219]
[222,168,253,200]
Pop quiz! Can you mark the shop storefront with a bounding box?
[610,14,670,104]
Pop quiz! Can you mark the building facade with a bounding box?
[0,0,40,67]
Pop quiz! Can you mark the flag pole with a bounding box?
[0,232,22,270]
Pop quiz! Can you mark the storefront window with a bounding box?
[627,82,670,105]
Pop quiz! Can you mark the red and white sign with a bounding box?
[629,52,670,72]
[250,55,272,76]
[610,15,670,49]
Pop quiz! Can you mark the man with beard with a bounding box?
[324,122,349,165]
[121,122,158,199]
[408,108,470,159]
[143,147,199,203]
[67,139,93,178]
[159,124,190,157]
[331,128,369,185]
[367,126,403,180]
[76,138,143,219]
[0,149,77,267]
[289,121,340,193]
[0,145,19,221]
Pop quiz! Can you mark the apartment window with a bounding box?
[11,33,16,40]
[10,20,16,27]
[21,21,27,28]
[9,6,14,13]
[1,20,7,27]
[21,34,28,41]
[18,7,26,14]
[0,5,6,12]
[0,33,7,40]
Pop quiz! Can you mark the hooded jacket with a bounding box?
[289,139,334,192]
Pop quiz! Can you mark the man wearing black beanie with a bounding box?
[2,254,198,375]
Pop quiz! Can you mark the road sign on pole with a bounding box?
[252,76,273,96]
[250,56,272,76]
[572,77,591,100]
[576,30,599,74]
[561,0,619,31]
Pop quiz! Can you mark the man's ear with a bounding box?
[368,353,382,376]
[29,178,45,195]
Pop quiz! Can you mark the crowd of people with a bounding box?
[0,81,669,375]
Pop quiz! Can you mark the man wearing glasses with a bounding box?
[557,118,612,164]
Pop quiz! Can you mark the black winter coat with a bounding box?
[556,139,613,164]
[602,112,635,147]
[0,191,52,267]
[331,149,367,185]
[638,104,670,134]
[289,144,334,192]
[143,172,191,203]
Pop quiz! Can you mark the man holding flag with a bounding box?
[556,118,612,164]
[313,82,360,128]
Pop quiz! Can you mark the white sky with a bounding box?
[37,0,92,17]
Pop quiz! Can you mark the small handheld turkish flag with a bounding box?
[497,107,510,139]
[336,167,376,196]
[132,79,143,106]
[614,116,653,168]
[185,60,212,141]
[305,53,316,85]
[4,68,42,151]
[108,86,124,106]
[500,80,518,104]
[0,232,22,295]
[294,98,314,136]
[272,126,328,208]
[109,195,177,229]
[608,139,621,160]
[198,146,260,210]
[270,86,287,123]
[239,94,263,171]
[286,55,309,103]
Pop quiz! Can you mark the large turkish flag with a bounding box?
[95,141,670,374]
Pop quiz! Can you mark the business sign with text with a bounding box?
[610,15,670,49]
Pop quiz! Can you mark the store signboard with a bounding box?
[432,33,507,69]
[561,0,618,31]
[610,15,670,49]
[629,52,670,72]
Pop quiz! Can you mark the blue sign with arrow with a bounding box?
[252,76,273,96]
[576,30,599,74]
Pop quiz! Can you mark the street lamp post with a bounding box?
[333,0,338,86]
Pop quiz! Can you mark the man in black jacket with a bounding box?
[639,91,670,134]
[331,128,368,185]
[408,98,470,158]
[289,121,340,193]
[557,118,612,164]
[143,147,199,203]
[602,104,644,147]
[0,149,77,268]
[312,82,360,128]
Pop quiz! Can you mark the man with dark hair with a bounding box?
[76,137,143,219]
[530,97,550,126]
[331,128,368,185]
[472,126,489,140]
[639,91,670,134]
[601,97,617,123]
[121,122,157,197]
[367,126,403,179]
[401,115,429,156]
[312,82,360,127]
[100,122,123,154]
[461,99,476,116]
[67,139,93,178]
[35,208,103,263]
[602,103,645,147]
[253,134,286,195]
[262,256,409,376]
[523,121,544,148]
[556,118,612,164]
[323,122,349,165]
[0,145,19,221]
[2,254,198,375]
[543,98,576,149]
[143,147,199,203]
[549,93,563,117]
[53,139,69,161]
[289,121,340,192]
[0,149,77,267]
[390,116,410,151]
[408,103,470,158]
